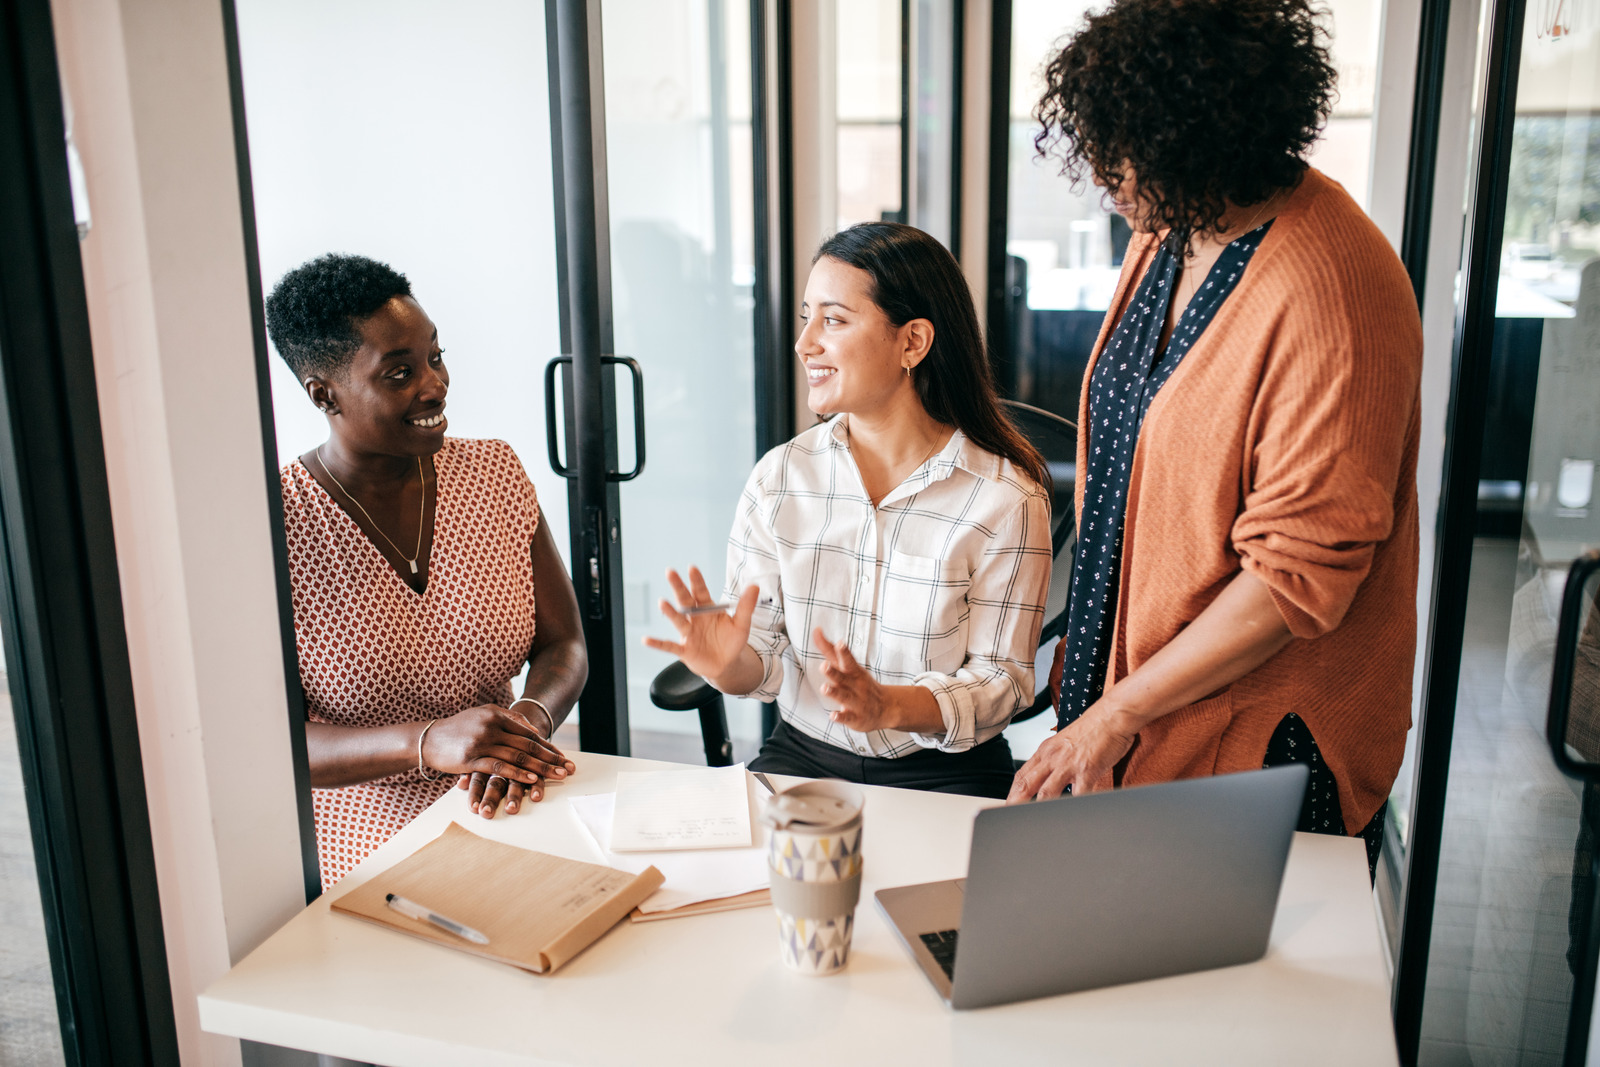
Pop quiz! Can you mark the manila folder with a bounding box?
[331,822,664,974]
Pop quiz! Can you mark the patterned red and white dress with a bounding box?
[281,437,539,889]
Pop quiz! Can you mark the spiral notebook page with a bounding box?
[609,764,753,851]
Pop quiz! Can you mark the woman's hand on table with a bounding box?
[643,567,760,684]
[1007,703,1138,803]
[447,703,577,819]
[422,704,571,790]
[458,771,536,818]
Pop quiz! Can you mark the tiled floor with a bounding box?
[0,683,67,1066]
[1417,538,1585,1066]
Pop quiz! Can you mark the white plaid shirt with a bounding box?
[721,417,1052,757]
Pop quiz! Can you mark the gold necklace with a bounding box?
[850,425,947,505]
[910,431,945,475]
[316,450,428,575]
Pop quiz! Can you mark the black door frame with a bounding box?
[0,1,180,1062]
[547,0,633,756]
[1389,0,1530,1061]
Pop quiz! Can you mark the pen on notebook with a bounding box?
[385,893,489,945]
[753,771,777,795]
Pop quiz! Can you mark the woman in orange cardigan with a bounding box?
[1007,0,1422,875]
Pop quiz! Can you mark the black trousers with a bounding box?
[750,719,1016,800]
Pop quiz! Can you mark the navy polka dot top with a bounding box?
[1056,222,1273,728]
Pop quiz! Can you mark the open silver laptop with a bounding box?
[876,764,1309,1009]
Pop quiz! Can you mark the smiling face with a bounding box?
[312,295,449,458]
[797,256,928,418]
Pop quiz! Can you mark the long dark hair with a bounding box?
[814,222,1048,490]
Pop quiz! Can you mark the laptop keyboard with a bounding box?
[919,929,959,980]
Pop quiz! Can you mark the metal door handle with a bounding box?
[544,355,573,478]
[542,354,645,482]
[1546,549,1600,781]
[605,355,645,481]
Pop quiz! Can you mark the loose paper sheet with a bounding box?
[609,763,754,851]
[573,789,768,913]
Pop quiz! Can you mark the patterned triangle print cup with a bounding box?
[761,779,865,976]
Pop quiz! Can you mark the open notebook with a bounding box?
[331,822,663,973]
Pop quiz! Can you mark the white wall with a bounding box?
[49,0,314,1063]
[233,0,569,559]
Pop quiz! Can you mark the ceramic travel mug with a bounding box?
[761,779,865,975]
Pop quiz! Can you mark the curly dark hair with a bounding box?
[1034,0,1337,244]
[264,253,413,381]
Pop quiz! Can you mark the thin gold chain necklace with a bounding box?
[316,449,427,575]
[852,424,946,506]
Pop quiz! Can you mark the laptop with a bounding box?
[876,764,1309,1009]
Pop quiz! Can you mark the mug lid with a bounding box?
[761,779,864,831]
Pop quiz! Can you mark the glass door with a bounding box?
[547,0,770,756]
[1396,0,1600,1061]
[601,0,768,752]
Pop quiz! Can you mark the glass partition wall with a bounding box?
[832,0,962,245]
[1401,2,1600,1061]
[598,0,768,752]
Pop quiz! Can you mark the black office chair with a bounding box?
[648,660,738,767]
[648,402,1077,764]
[999,400,1078,725]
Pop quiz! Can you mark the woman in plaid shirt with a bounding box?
[646,223,1052,798]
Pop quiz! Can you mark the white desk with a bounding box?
[200,753,1399,1066]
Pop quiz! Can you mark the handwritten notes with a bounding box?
[609,764,753,852]
[570,790,768,914]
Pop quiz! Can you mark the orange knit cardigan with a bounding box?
[1074,168,1422,834]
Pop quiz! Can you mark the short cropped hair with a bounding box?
[264,253,412,380]
[1034,0,1337,244]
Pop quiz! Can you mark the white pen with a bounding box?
[682,602,735,616]
[385,893,489,945]
[682,596,774,616]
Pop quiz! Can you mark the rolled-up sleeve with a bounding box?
[720,467,789,700]
[911,489,1052,751]
[1232,324,1419,639]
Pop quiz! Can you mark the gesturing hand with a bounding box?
[642,566,759,684]
[815,629,893,733]
[1006,703,1137,803]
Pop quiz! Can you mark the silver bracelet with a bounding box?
[416,718,447,780]
[509,696,555,738]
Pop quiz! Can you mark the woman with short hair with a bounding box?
[650,223,1052,799]
[1008,0,1422,876]
[267,253,586,888]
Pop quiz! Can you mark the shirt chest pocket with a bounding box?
[877,550,971,675]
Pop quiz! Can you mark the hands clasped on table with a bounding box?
[408,703,573,819]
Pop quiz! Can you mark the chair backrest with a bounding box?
[1001,399,1078,724]
[1000,400,1077,558]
